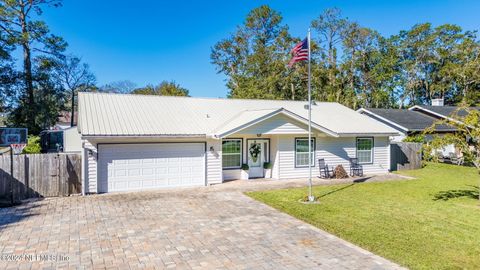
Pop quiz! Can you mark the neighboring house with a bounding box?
[409,104,480,121]
[358,99,478,157]
[40,111,82,153]
[40,127,83,153]
[77,92,398,194]
[357,108,457,142]
[54,111,78,130]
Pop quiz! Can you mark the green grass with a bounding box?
[246,163,480,270]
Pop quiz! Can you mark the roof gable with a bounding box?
[214,108,338,138]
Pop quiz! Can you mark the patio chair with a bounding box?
[349,158,363,177]
[448,152,464,166]
[318,158,333,179]
[435,151,445,162]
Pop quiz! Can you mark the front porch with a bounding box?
[217,109,391,182]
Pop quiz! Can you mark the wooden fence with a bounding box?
[0,153,81,201]
[390,142,422,171]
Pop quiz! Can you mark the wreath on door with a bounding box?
[249,142,261,163]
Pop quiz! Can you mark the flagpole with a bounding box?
[307,28,314,202]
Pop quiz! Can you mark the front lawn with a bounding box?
[246,163,480,270]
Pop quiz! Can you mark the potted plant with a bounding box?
[263,162,272,178]
[240,163,249,180]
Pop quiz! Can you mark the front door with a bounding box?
[247,139,269,178]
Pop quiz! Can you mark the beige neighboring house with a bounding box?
[77,92,398,194]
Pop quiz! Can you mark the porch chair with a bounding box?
[448,152,464,166]
[318,158,333,179]
[349,158,363,177]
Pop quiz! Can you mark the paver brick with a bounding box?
[0,177,407,269]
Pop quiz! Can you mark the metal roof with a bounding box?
[78,92,399,137]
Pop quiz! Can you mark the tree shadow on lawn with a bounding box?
[433,185,479,201]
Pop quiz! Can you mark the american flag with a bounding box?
[288,38,309,67]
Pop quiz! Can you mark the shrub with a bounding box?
[263,162,272,169]
[241,163,249,170]
[403,135,425,143]
[22,135,41,154]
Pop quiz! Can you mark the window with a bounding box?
[356,138,373,164]
[295,138,315,167]
[222,139,242,169]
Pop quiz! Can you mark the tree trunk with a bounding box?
[70,90,75,127]
[290,83,295,100]
[20,8,35,130]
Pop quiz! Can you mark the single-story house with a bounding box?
[358,99,479,157]
[357,108,457,142]
[78,92,398,194]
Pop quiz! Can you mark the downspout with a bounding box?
[81,140,86,196]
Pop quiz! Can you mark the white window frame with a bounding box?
[222,139,242,169]
[295,138,315,167]
[356,137,373,164]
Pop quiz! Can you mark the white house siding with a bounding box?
[277,135,391,179]
[84,141,98,193]
[206,139,222,184]
[316,136,355,175]
[239,114,308,135]
[316,136,390,175]
[369,137,391,173]
[270,136,280,179]
[277,135,321,179]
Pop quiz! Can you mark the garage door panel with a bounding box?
[99,143,205,192]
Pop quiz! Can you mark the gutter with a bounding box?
[81,134,207,140]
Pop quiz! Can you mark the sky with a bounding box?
[37,0,480,98]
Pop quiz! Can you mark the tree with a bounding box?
[131,81,189,96]
[211,5,298,100]
[100,80,136,94]
[341,25,398,109]
[50,55,96,127]
[8,58,66,133]
[0,0,67,130]
[311,8,348,102]
[0,25,18,111]
[425,107,480,203]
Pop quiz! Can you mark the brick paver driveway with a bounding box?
[0,178,406,269]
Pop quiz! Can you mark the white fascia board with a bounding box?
[337,132,401,137]
[81,134,206,140]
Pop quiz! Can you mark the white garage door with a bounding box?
[98,143,205,192]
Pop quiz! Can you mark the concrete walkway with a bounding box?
[0,176,408,269]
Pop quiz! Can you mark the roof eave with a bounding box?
[81,134,207,140]
[337,132,400,137]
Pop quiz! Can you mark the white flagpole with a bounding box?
[307,28,314,202]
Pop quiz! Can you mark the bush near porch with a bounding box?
[246,163,480,270]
